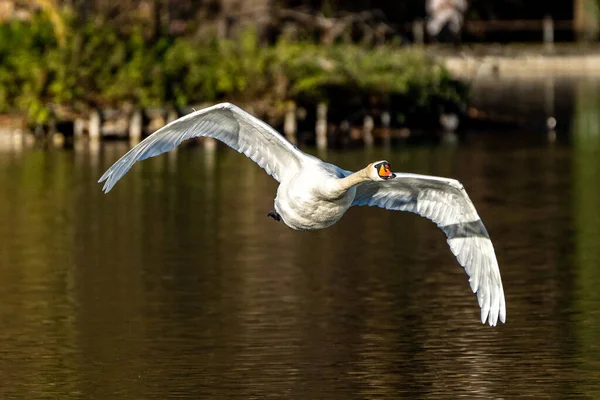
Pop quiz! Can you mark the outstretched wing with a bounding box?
[99,103,309,193]
[353,173,506,326]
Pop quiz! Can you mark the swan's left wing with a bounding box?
[352,173,506,326]
[99,103,309,193]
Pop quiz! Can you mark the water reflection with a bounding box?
[1,113,600,398]
[572,78,600,395]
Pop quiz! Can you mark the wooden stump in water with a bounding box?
[284,101,297,145]
[412,20,425,45]
[74,118,86,139]
[89,110,101,141]
[381,111,391,147]
[543,15,554,53]
[315,102,328,150]
[363,115,374,146]
[129,110,143,145]
[203,138,217,151]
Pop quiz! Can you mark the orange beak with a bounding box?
[379,164,392,177]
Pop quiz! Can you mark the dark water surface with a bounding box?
[2,100,600,398]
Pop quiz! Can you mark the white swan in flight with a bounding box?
[99,103,506,326]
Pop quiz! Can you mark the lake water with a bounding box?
[1,79,600,398]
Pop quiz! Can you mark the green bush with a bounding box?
[0,14,466,124]
[272,40,462,103]
[0,15,59,122]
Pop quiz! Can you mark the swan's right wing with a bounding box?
[353,173,505,326]
[99,103,309,193]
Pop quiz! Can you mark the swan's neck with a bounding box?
[327,168,370,198]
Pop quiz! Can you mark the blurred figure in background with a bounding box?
[426,0,467,44]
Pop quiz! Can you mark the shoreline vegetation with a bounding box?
[0,13,467,143]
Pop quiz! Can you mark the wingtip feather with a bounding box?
[101,180,112,194]
[499,291,507,323]
[98,170,110,183]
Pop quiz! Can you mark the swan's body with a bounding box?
[273,162,356,230]
[99,103,506,326]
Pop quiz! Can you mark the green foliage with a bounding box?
[0,16,465,124]
[0,15,59,122]
[273,41,462,104]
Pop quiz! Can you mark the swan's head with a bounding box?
[369,160,396,181]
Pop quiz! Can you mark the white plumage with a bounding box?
[99,103,506,326]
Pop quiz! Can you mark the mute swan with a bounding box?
[99,103,506,326]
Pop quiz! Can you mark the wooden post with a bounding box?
[204,138,216,171]
[315,102,328,150]
[284,101,297,145]
[89,109,101,141]
[440,113,459,132]
[204,137,217,151]
[7,129,23,153]
[381,111,391,146]
[129,109,143,144]
[74,118,86,139]
[543,15,554,52]
[52,132,65,147]
[412,19,425,45]
[574,0,600,41]
[363,115,374,146]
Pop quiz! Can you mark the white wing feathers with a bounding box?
[352,173,506,326]
[98,103,306,193]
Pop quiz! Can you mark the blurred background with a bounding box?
[1,1,600,399]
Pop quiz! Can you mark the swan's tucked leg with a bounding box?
[267,210,281,222]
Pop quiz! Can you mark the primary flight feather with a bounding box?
[99,103,506,326]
